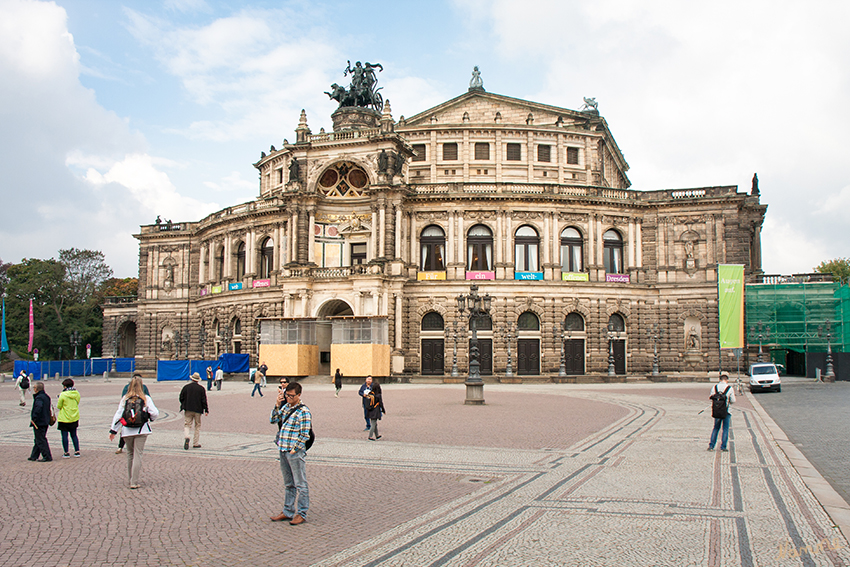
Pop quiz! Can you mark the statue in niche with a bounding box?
[289,157,300,182]
[683,239,697,276]
[392,151,404,177]
[686,326,700,351]
[377,149,389,174]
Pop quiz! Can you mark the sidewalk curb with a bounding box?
[747,390,850,542]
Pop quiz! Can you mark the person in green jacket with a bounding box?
[57,378,81,458]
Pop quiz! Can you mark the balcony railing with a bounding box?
[104,296,137,304]
[285,264,383,279]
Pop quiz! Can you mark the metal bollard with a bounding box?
[104,371,109,382]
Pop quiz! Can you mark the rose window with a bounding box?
[318,162,369,198]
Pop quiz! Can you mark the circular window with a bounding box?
[327,226,339,237]
[319,169,339,187]
[348,169,368,189]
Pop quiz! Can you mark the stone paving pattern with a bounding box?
[1,378,848,566]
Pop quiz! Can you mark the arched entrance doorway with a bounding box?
[316,299,354,375]
[119,321,137,358]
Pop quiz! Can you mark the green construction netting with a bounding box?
[745,281,849,354]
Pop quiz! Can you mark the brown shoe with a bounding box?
[289,514,306,525]
[270,513,291,522]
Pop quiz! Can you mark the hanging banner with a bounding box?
[718,264,744,349]
[1,297,8,352]
[28,299,34,352]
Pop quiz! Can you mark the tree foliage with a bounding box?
[100,277,138,298]
[2,249,120,360]
[814,257,850,283]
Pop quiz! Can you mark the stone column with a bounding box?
[394,206,402,260]
[636,219,643,268]
[458,212,466,274]
[308,209,316,264]
[199,244,207,284]
[379,203,386,258]
[628,218,635,269]
[371,208,378,261]
[291,209,299,264]
[447,210,455,266]
[395,293,402,349]
[410,213,417,270]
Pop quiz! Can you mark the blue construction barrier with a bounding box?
[157,359,222,381]
[13,358,135,379]
[220,353,249,373]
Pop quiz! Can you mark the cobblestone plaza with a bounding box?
[1,379,847,566]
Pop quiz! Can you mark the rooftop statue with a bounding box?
[469,65,484,90]
[581,96,599,114]
[325,60,384,112]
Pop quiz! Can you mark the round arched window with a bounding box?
[319,161,370,197]
[421,312,444,331]
[518,312,540,331]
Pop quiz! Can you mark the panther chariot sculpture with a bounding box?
[325,60,384,113]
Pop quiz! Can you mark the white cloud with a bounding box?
[203,171,256,193]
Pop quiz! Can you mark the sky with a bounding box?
[1,0,849,278]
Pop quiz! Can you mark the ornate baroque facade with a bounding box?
[103,77,767,380]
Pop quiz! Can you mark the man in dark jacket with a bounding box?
[28,381,52,461]
[179,372,209,450]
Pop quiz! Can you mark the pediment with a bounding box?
[402,91,594,128]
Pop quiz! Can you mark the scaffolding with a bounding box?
[745,280,849,374]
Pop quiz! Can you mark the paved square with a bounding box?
[1,379,847,566]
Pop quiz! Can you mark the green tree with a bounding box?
[814,258,850,283]
[60,248,113,304]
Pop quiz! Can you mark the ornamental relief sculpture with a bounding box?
[415,211,448,221]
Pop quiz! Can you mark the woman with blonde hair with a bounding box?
[109,377,159,489]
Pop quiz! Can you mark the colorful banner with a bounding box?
[514,272,543,280]
[562,272,589,282]
[606,273,630,283]
[252,279,271,288]
[718,264,745,349]
[28,299,34,352]
[228,283,243,291]
[1,297,8,353]
[466,271,495,280]
[417,271,446,281]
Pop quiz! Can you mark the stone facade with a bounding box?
[103,86,766,379]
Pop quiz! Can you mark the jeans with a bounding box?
[124,435,148,486]
[363,405,370,428]
[61,428,80,454]
[709,414,731,450]
[279,450,309,518]
[251,383,263,397]
[206,379,212,391]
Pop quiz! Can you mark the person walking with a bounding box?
[206,366,214,391]
[258,362,268,386]
[367,382,386,440]
[109,376,159,489]
[334,368,342,398]
[115,374,150,454]
[57,378,81,458]
[179,372,209,450]
[214,366,223,391]
[269,382,311,525]
[15,370,30,406]
[358,375,373,431]
[251,368,264,397]
[28,381,53,462]
[707,372,736,452]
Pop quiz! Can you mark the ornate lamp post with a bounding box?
[456,284,491,405]
[111,318,121,373]
[199,325,207,359]
[221,325,233,355]
[558,321,568,378]
[69,330,80,359]
[818,320,835,382]
[450,321,460,377]
[650,323,664,376]
[504,323,514,377]
[181,327,190,358]
[749,323,770,363]
[605,323,621,377]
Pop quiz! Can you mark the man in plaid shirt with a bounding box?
[269,382,311,525]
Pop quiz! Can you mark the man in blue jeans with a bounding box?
[707,372,736,452]
[358,375,373,431]
[269,382,311,525]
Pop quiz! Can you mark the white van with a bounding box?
[749,363,781,393]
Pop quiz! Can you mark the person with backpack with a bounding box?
[16,370,30,406]
[57,378,81,458]
[251,368,264,397]
[115,374,150,454]
[205,366,214,391]
[366,382,386,441]
[28,381,53,462]
[269,381,312,525]
[707,372,736,452]
[109,376,159,489]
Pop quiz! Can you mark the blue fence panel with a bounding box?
[116,358,135,373]
[190,360,221,378]
[157,360,192,381]
[219,353,250,373]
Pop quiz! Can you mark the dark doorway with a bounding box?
[421,339,445,375]
[517,338,540,375]
[613,340,626,374]
[565,339,584,375]
[469,339,492,375]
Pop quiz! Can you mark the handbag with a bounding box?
[49,404,56,426]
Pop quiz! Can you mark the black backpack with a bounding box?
[20,375,30,390]
[710,386,731,419]
[121,396,150,428]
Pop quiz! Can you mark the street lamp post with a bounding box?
[749,323,770,363]
[605,323,621,377]
[818,320,835,382]
[222,325,233,355]
[199,326,207,359]
[504,323,514,377]
[558,321,568,378]
[69,330,80,359]
[450,321,459,377]
[456,284,491,405]
[111,318,120,373]
[650,323,664,376]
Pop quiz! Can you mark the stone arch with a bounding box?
[315,298,354,319]
[313,158,377,196]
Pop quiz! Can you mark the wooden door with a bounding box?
[517,338,540,375]
[421,339,444,375]
[565,339,584,375]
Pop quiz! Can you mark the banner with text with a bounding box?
[718,264,745,349]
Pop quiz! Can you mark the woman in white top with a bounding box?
[109,377,159,489]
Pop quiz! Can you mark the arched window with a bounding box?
[233,318,242,335]
[213,319,220,337]
[470,314,492,331]
[215,246,224,281]
[421,312,444,331]
[420,225,446,271]
[518,311,540,331]
[603,229,624,274]
[236,242,246,280]
[564,312,585,332]
[467,224,493,271]
[515,226,539,272]
[560,227,583,272]
[260,237,274,278]
[608,313,625,332]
